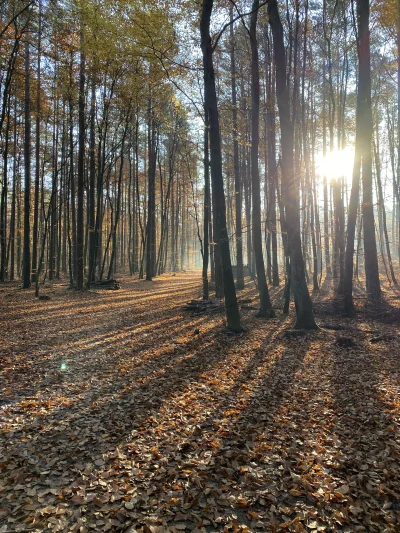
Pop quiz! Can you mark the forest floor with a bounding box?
[0,272,400,533]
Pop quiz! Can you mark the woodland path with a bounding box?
[0,273,400,533]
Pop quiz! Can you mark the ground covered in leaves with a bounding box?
[1,273,400,533]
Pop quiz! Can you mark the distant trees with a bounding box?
[0,0,202,293]
[1,0,399,327]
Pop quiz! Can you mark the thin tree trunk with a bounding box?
[22,36,31,289]
[229,5,244,290]
[250,0,275,317]
[200,0,241,332]
[31,0,41,283]
[76,26,85,290]
[268,0,317,329]
[87,77,96,286]
[202,115,210,299]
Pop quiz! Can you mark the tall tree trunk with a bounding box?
[229,6,244,290]
[107,124,128,280]
[31,0,41,283]
[0,96,10,280]
[9,106,17,281]
[250,0,275,317]
[268,0,317,329]
[87,77,96,286]
[76,27,85,290]
[146,100,157,281]
[200,0,241,332]
[374,136,397,286]
[22,36,31,289]
[202,114,210,300]
[358,0,380,300]
[265,27,279,287]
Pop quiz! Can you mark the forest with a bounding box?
[0,0,400,531]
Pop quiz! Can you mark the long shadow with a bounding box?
[0,304,212,405]
[182,332,316,530]
[0,276,203,401]
[2,283,238,527]
[325,335,400,529]
[0,318,238,474]
[0,327,254,531]
[6,275,383,531]
[189,326,400,531]
[0,283,197,326]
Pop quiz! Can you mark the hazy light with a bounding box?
[61,363,68,371]
[318,147,354,182]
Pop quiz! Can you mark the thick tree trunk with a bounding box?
[358,0,381,300]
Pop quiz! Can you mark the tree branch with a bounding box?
[212,0,269,53]
[0,1,35,39]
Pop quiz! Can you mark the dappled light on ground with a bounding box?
[1,273,399,532]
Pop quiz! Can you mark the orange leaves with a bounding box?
[1,274,400,532]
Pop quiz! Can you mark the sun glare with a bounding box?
[318,147,354,183]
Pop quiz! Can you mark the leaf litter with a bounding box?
[0,273,399,532]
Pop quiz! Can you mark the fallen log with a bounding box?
[91,279,120,290]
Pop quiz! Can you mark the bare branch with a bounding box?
[212,0,269,53]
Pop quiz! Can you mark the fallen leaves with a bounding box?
[0,273,400,532]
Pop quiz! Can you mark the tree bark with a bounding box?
[229,5,244,291]
[22,36,31,289]
[200,0,241,332]
[250,0,275,317]
[358,0,380,300]
[268,0,317,329]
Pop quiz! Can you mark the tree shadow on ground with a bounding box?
[325,335,400,530]
[2,274,399,532]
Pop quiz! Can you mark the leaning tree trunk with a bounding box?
[200,0,241,332]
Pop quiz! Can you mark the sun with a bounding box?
[317,146,354,183]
